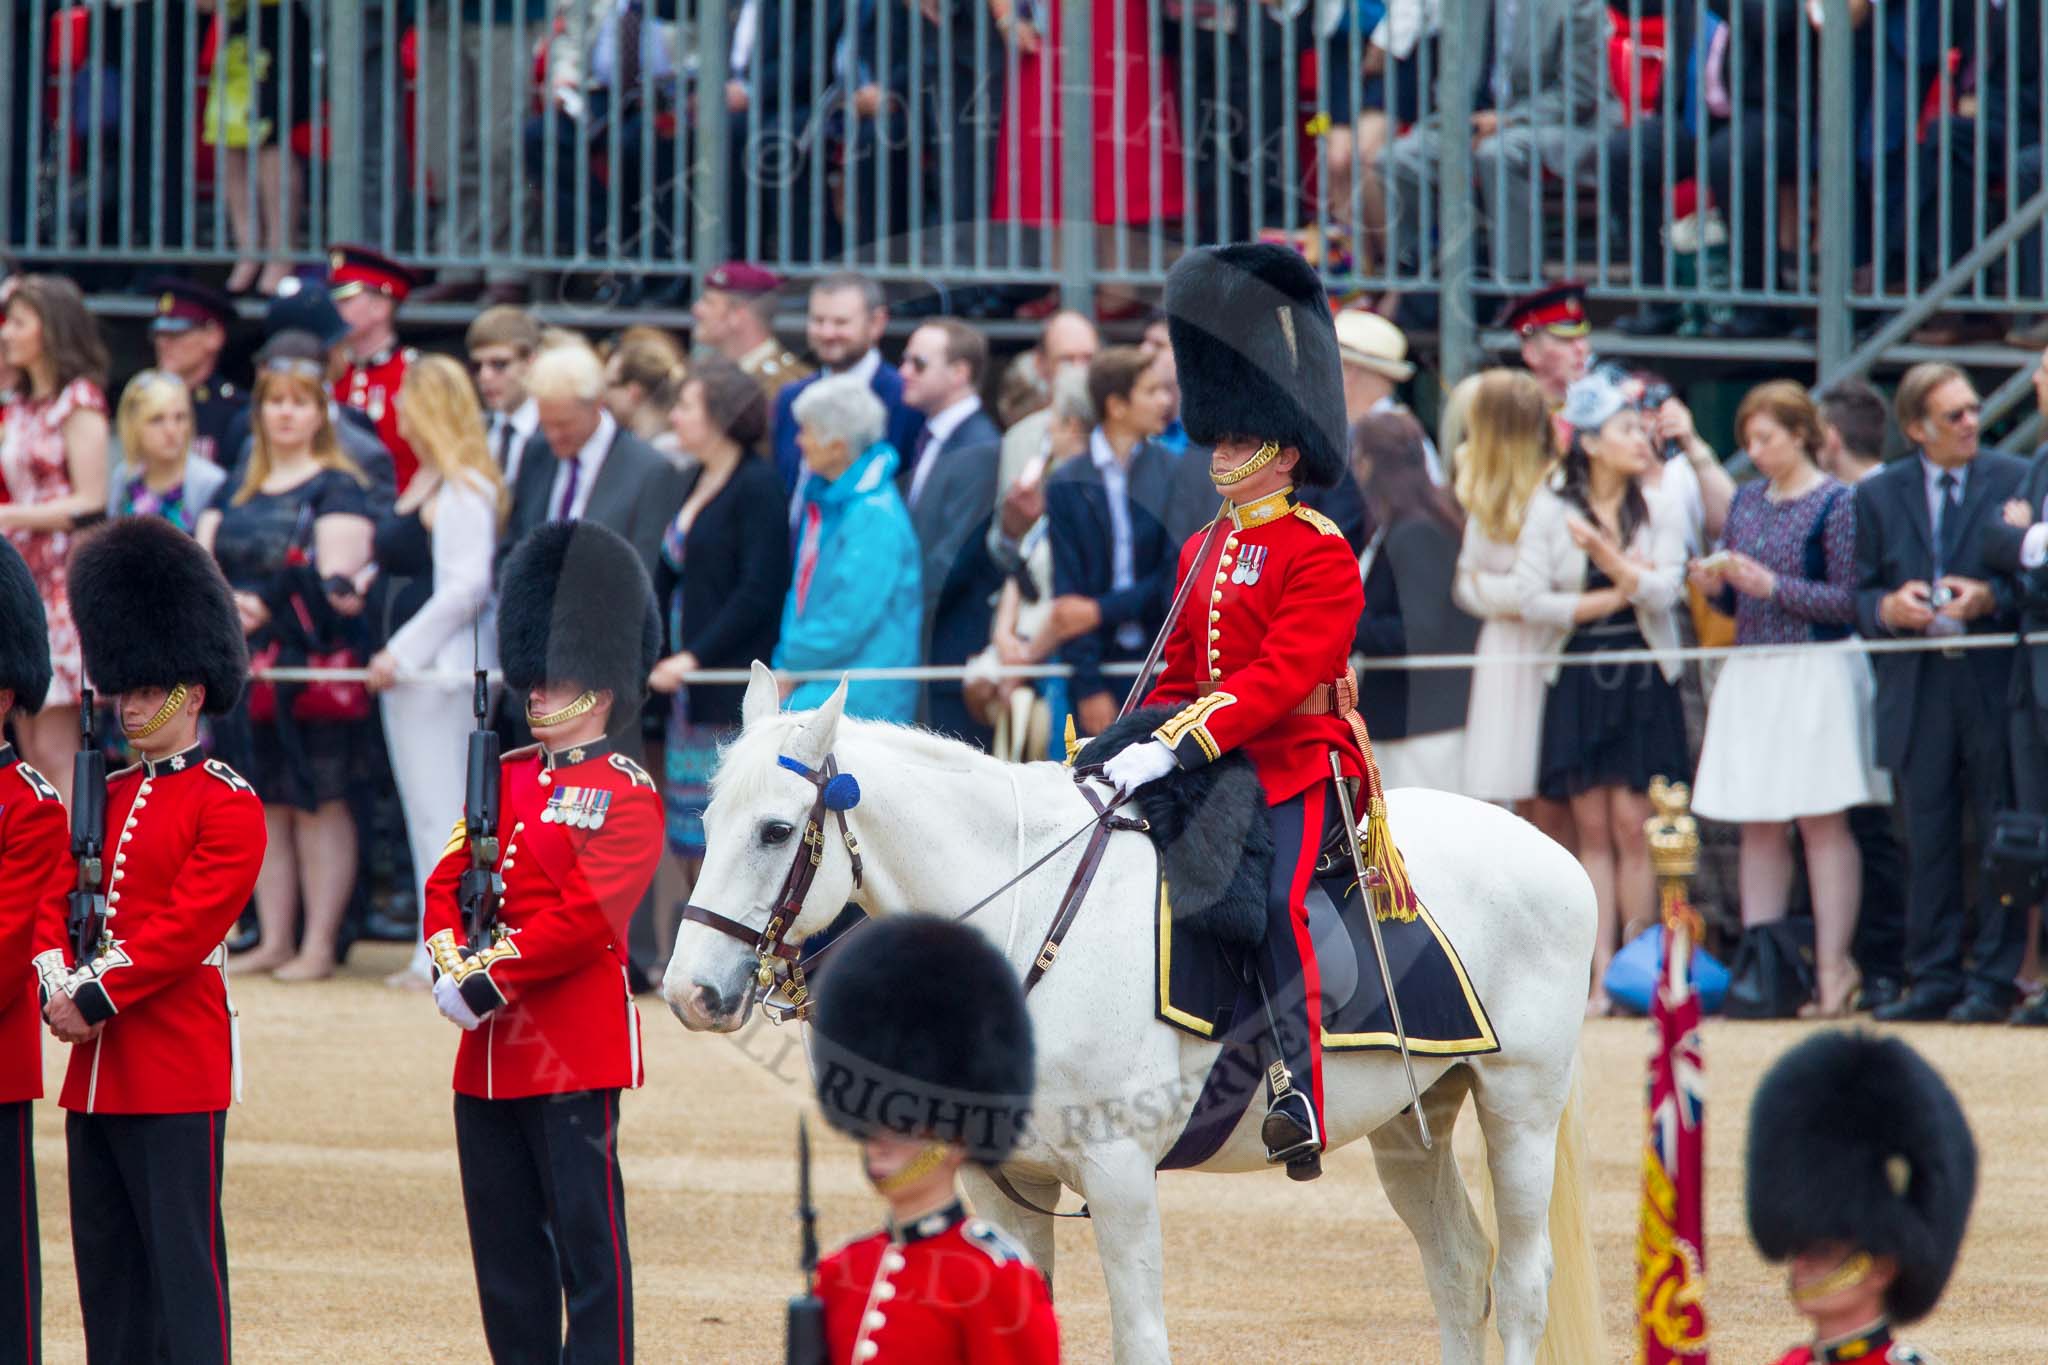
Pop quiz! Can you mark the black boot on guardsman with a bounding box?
[1262,1080,1323,1180]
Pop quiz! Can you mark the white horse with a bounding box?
[665,665,1603,1365]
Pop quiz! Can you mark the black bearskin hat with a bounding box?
[1166,242,1347,487]
[0,538,51,715]
[496,521,660,739]
[70,518,248,715]
[1746,1031,1976,1324]
[809,915,1035,1164]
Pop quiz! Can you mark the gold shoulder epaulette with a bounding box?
[1294,504,1342,537]
[203,758,254,793]
[609,753,655,790]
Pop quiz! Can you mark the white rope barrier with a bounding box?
[252,629,2048,687]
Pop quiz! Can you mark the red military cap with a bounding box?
[702,261,783,297]
[327,243,418,303]
[148,277,236,334]
[1499,280,1590,339]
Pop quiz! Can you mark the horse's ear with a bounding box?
[742,660,779,729]
[787,676,849,768]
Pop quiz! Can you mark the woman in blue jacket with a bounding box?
[775,374,923,722]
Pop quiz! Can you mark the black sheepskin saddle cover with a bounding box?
[1080,708,1271,948]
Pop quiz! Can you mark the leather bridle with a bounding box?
[679,752,864,1023]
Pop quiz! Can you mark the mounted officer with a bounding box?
[1097,242,1380,1178]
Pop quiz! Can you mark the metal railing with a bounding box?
[3,0,2044,382]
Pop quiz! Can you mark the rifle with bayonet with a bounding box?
[786,1117,827,1365]
[459,667,502,952]
[67,690,107,964]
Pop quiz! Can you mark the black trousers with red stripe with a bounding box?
[67,1109,230,1365]
[454,1089,633,1365]
[0,1101,40,1364]
[1259,787,1342,1122]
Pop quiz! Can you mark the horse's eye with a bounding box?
[760,820,795,847]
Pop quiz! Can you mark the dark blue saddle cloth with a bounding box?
[1154,865,1499,1171]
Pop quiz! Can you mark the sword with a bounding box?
[1114,507,1232,725]
[1326,751,1431,1149]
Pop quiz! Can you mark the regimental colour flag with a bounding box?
[1637,921,1709,1363]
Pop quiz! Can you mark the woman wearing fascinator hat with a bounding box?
[1748,1030,1976,1364]
[1512,371,1688,1014]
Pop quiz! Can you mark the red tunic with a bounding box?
[1142,488,1368,805]
[0,750,71,1104]
[423,743,663,1101]
[60,747,266,1115]
[1772,1322,1938,1364]
[817,1205,1060,1364]
[333,342,419,491]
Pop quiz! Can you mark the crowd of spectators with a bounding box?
[12,1,2046,343]
[3,245,2048,1030]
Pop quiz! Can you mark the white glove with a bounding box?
[554,84,587,122]
[434,974,483,1031]
[1101,738,1178,797]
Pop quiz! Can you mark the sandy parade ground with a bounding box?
[25,942,2047,1363]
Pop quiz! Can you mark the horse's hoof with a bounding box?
[1286,1152,1323,1182]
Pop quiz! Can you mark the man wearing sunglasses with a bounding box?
[1854,362,2031,1023]
[465,305,543,489]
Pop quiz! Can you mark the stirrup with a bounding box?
[1261,1081,1323,1171]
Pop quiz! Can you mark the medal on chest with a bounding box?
[540,786,610,830]
[1231,543,1269,586]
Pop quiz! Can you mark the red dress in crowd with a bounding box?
[990,0,1186,227]
[0,378,105,707]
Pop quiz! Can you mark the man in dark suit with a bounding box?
[725,0,849,260]
[898,319,1003,747]
[1044,350,1182,735]
[772,273,924,514]
[505,343,689,582]
[1854,363,2030,1023]
[1987,350,2048,1026]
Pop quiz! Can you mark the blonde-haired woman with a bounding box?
[108,370,226,529]
[1454,369,1564,824]
[362,353,508,987]
[198,340,375,980]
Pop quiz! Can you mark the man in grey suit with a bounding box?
[1988,348,2048,1025]
[1855,364,2030,1023]
[1381,0,1615,284]
[898,319,1004,748]
[504,343,688,583]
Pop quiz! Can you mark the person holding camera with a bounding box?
[1853,364,2031,1023]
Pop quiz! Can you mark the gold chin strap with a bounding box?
[870,1141,955,1195]
[1791,1250,1875,1304]
[1211,440,1281,488]
[527,689,599,729]
[131,684,190,739]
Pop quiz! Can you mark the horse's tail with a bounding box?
[1533,1060,1603,1365]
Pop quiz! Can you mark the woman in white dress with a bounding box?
[1689,381,1889,1017]
[1453,370,1563,823]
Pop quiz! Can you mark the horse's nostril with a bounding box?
[695,984,731,1019]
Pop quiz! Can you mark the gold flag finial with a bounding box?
[1645,776,1703,938]
[1062,714,1083,767]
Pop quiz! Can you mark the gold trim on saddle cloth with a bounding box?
[1151,867,1499,1055]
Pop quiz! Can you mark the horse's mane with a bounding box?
[710,713,1024,809]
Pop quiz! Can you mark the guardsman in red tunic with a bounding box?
[0,540,69,1361]
[328,243,422,490]
[807,915,1059,1365]
[1098,243,1385,1178]
[424,521,664,1363]
[1748,1031,1974,1365]
[54,518,264,1365]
